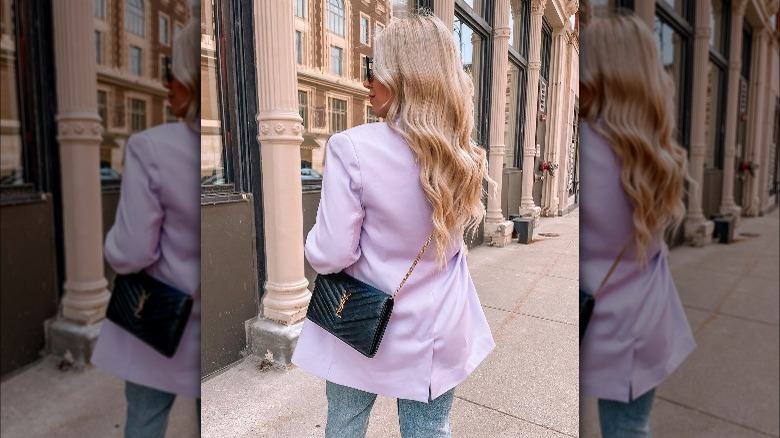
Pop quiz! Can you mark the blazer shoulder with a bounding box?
[341,122,394,143]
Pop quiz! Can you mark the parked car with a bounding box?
[100,167,121,181]
[301,168,322,180]
[201,173,225,185]
[301,168,322,187]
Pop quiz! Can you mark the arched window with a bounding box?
[327,0,345,36]
[125,0,144,36]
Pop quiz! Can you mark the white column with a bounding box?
[53,0,110,325]
[484,0,515,246]
[44,0,110,364]
[758,31,778,212]
[684,0,715,245]
[635,1,655,30]
[245,0,310,365]
[557,28,578,215]
[434,0,455,30]
[254,0,309,325]
[519,0,546,225]
[743,29,769,217]
[541,28,566,217]
[720,0,747,220]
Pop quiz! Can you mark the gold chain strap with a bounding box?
[392,231,435,299]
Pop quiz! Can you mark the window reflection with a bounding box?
[505,64,525,168]
[0,0,23,186]
[654,16,686,142]
[509,0,529,58]
[660,0,687,20]
[201,0,224,185]
[705,61,724,169]
[93,0,184,179]
[454,16,483,145]
[710,0,726,54]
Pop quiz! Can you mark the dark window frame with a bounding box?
[508,0,530,62]
[2,0,65,293]
[655,3,694,150]
[455,0,495,151]
[506,1,529,169]
[707,0,730,170]
[741,20,752,80]
[208,0,267,293]
[540,18,552,81]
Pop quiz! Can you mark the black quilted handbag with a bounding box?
[306,232,433,358]
[105,272,193,358]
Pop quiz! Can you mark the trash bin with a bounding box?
[513,217,533,244]
[508,214,520,238]
[712,215,735,244]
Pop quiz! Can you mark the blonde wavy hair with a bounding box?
[373,13,490,266]
[580,13,690,263]
[172,20,200,132]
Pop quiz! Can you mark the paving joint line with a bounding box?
[455,396,577,437]
[482,305,576,326]
[656,396,779,437]
[682,304,779,328]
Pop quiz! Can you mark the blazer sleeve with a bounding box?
[104,133,164,274]
[305,132,365,274]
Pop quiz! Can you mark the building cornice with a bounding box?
[97,66,168,97]
[297,68,368,96]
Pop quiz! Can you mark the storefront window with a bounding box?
[659,0,688,21]
[704,61,724,169]
[710,0,728,55]
[654,15,689,144]
[202,0,225,185]
[454,15,485,145]
[505,63,526,168]
[509,0,529,59]
[0,0,22,186]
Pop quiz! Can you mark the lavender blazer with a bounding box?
[291,122,495,403]
[92,122,200,398]
[579,122,695,402]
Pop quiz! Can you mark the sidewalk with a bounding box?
[200,211,580,437]
[0,356,199,437]
[581,208,780,437]
[0,211,580,437]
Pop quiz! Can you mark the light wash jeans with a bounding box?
[598,388,656,438]
[325,381,456,438]
[124,381,201,438]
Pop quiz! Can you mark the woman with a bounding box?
[579,13,696,437]
[291,13,495,438]
[91,20,201,438]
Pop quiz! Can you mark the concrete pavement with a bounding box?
[581,208,780,437]
[4,208,775,437]
[200,211,580,437]
[0,356,199,437]
[1,210,581,437]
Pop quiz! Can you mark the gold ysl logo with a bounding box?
[133,291,151,318]
[335,291,351,318]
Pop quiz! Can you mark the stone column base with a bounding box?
[684,219,714,247]
[519,205,542,228]
[484,220,514,247]
[743,202,760,218]
[245,317,304,366]
[720,204,742,229]
[45,317,103,365]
